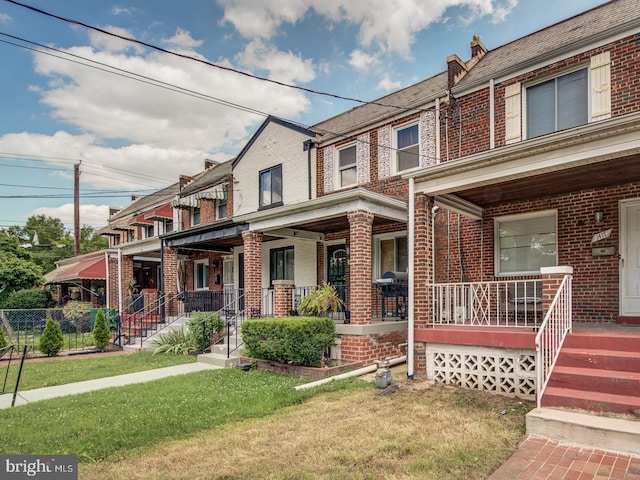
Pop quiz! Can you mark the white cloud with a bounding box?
[220,0,517,56]
[163,28,204,49]
[88,25,144,54]
[111,6,136,16]
[376,76,402,92]
[236,39,316,84]
[32,203,110,229]
[348,49,380,71]
[0,13,11,24]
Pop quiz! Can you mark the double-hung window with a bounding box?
[495,211,557,276]
[144,224,154,239]
[338,144,357,188]
[195,260,209,290]
[376,235,408,277]
[217,199,227,219]
[259,165,282,209]
[163,219,174,234]
[191,206,201,226]
[269,247,294,286]
[395,123,419,172]
[526,68,588,139]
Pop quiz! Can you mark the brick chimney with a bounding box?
[179,174,194,190]
[204,158,219,169]
[447,34,487,89]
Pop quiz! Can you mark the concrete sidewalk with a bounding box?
[0,362,220,409]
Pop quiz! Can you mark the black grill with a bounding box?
[375,271,408,320]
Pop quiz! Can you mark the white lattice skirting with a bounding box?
[426,344,536,400]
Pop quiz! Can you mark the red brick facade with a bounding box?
[242,231,263,317]
[347,210,374,325]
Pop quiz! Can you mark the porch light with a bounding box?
[594,211,604,225]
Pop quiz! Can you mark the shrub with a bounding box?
[39,318,64,356]
[241,316,336,367]
[0,327,7,350]
[152,329,194,355]
[188,311,225,353]
[3,288,55,309]
[92,309,111,351]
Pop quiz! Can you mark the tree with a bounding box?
[92,309,111,350]
[80,225,108,254]
[3,288,55,309]
[39,318,64,356]
[0,251,43,307]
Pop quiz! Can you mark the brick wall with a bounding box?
[107,256,119,308]
[200,200,216,224]
[339,330,407,365]
[347,210,374,324]
[242,231,263,316]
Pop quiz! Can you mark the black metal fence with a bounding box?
[0,308,119,354]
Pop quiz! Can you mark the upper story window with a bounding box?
[338,144,357,187]
[191,206,201,226]
[259,165,282,209]
[144,224,154,239]
[217,199,227,219]
[494,211,557,276]
[394,123,419,172]
[163,219,173,234]
[526,67,588,139]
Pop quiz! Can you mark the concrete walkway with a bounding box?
[0,362,220,409]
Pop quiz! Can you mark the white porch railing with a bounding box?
[535,274,573,409]
[431,279,543,327]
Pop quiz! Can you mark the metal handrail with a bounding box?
[535,274,572,410]
[226,290,273,358]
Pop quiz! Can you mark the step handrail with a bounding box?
[535,274,572,410]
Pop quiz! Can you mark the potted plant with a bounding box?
[297,283,345,318]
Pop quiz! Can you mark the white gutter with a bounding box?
[104,251,109,309]
[489,79,495,150]
[407,178,415,380]
[117,248,123,315]
[294,355,407,391]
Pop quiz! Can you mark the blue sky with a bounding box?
[0,0,605,231]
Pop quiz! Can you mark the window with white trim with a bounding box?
[163,219,174,234]
[526,67,588,139]
[337,144,357,188]
[195,260,209,290]
[259,165,283,209]
[394,123,419,172]
[191,206,201,226]
[144,224,154,239]
[217,199,227,219]
[495,211,557,276]
[374,234,408,278]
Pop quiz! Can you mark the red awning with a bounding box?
[45,256,106,284]
[145,204,173,220]
[129,213,154,226]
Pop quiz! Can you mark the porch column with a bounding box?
[347,210,374,325]
[273,280,294,317]
[413,193,433,327]
[121,255,134,297]
[107,255,119,309]
[541,266,574,313]
[242,230,263,317]
[162,246,179,316]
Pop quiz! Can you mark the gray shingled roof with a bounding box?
[456,0,640,90]
[109,182,180,222]
[178,159,233,197]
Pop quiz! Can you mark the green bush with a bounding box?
[92,309,111,351]
[3,288,55,309]
[188,311,225,353]
[297,283,344,317]
[241,316,336,367]
[0,326,7,350]
[39,318,64,356]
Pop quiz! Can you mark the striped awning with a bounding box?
[171,184,227,208]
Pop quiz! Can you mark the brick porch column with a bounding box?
[540,266,573,313]
[107,256,119,309]
[162,247,179,298]
[413,193,433,328]
[347,210,374,325]
[242,230,263,317]
[121,255,134,298]
[273,280,294,317]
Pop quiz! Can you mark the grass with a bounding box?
[1,351,196,391]
[0,355,532,479]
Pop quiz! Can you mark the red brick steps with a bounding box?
[541,327,640,416]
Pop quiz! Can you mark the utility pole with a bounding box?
[74,162,81,256]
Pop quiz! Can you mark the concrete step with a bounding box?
[197,352,241,368]
[557,347,640,372]
[564,330,640,351]
[542,386,640,416]
[527,407,640,456]
[548,365,640,397]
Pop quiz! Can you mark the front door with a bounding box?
[327,244,347,305]
[621,200,640,315]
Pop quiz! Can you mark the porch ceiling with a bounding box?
[455,153,640,207]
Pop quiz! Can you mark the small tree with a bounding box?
[0,326,7,351]
[4,288,55,309]
[39,318,64,356]
[92,309,110,351]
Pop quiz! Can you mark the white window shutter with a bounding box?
[504,82,522,144]
[591,51,611,121]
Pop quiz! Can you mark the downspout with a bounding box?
[159,239,164,293]
[303,139,315,200]
[407,177,415,380]
[117,248,123,316]
[435,97,441,164]
[489,78,495,150]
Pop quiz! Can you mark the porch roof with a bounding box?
[161,220,249,250]
[405,111,640,216]
[236,188,408,235]
[44,253,107,284]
